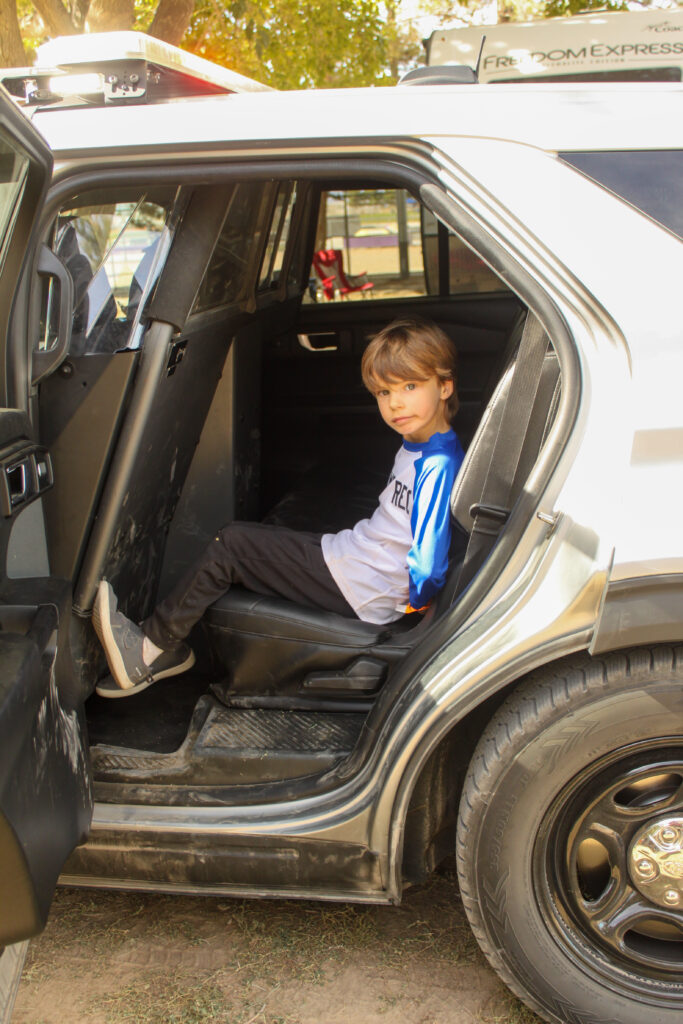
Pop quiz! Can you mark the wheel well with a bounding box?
[400,647,608,884]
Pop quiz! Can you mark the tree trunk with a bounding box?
[148,0,195,46]
[0,0,28,67]
[72,0,91,31]
[31,0,78,37]
[86,0,136,32]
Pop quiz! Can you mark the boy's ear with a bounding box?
[441,378,454,400]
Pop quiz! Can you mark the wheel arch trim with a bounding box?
[591,574,683,655]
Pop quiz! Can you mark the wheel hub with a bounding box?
[629,816,683,909]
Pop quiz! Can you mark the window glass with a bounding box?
[0,133,29,274]
[307,188,506,304]
[306,188,425,303]
[193,182,267,313]
[50,195,170,355]
[560,150,683,241]
[422,208,506,296]
[258,182,295,291]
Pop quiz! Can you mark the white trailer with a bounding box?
[426,9,683,83]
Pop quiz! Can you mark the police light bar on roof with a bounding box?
[2,30,272,109]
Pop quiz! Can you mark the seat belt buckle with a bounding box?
[469,503,510,537]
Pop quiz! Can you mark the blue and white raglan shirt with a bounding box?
[321,429,465,624]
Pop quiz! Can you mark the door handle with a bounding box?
[0,446,53,517]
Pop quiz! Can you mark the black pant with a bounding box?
[143,522,355,651]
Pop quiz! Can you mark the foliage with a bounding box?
[421,0,680,27]
[12,0,410,87]
[182,0,392,88]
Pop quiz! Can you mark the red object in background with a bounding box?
[312,248,374,300]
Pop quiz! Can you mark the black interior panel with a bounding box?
[39,352,138,580]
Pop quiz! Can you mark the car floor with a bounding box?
[85,671,209,753]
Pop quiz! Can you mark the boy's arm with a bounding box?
[406,453,460,611]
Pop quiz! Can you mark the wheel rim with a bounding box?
[534,740,683,994]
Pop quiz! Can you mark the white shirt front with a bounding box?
[321,444,418,624]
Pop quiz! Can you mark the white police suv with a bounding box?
[0,31,681,1024]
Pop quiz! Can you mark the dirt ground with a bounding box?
[13,863,543,1024]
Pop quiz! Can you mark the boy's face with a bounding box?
[373,375,453,444]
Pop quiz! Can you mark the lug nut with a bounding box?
[636,858,656,879]
[663,889,681,906]
[659,827,678,845]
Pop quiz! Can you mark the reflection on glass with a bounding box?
[53,197,169,354]
[0,134,30,274]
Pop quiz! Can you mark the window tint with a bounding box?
[560,150,683,241]
[0,133,29,274]
[49,194,171,355]
[421,208,504,295]
[193,182,267,313]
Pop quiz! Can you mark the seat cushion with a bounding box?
[206,587,394,646]
[204,587,415,699]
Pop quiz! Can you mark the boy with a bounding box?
[93,317,465,697]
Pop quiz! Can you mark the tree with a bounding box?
[183,0,391,89]
[4,0,196,66]
[1,0,28,67]
[422,0,681,27]
[6,0,403,88]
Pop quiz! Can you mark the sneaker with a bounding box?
[92,580,195,697]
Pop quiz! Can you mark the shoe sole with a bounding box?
[95,648,196,699]
[92,581,136,690]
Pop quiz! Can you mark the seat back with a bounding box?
[428,324,561,617]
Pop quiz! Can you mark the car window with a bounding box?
[192,181,268,314]
[258,181,296,293]
[306,188,425,303]
[46,193,172,355]
[421,208,506,295]
[306,187,508,303]
[0,133,29,274]
[560,150,683,241]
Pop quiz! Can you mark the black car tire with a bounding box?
[0,941,28,1024]
[457,646,683,1024]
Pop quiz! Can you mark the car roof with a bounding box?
[33,81,683,159]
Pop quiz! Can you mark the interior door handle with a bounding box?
[0,446,53,517]
[31,245,74,386]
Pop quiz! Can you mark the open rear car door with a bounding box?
[0,86,92,983]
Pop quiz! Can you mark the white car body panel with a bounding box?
[31,82,683,156]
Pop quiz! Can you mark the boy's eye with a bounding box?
[404,382,416,391]
[377,389,389,398]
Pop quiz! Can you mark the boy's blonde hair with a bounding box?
[361,317,459,420]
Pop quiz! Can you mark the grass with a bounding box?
[95,974,229,1023]
[18,869,544,1024]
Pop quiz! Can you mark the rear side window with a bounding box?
[306,187,507,304]
[560,150,683,241]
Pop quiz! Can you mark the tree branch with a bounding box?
[86,0,135,32]
[148,0,195,46]
[31,0,78,37]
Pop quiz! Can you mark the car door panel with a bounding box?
[0,92,93,946]
[0,416,92,947]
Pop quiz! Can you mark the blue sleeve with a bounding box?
[407,452,460,610]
